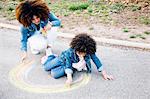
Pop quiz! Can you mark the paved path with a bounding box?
[0,28,150,99]
[1,23,150,50]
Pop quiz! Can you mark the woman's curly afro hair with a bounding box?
[70,34,96,54]
[16,0,49,27]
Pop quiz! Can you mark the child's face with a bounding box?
[76,51,86,58]
[32,15,40,25]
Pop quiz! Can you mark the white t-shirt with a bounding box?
[72,58,87,71]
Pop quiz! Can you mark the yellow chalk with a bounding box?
[9,60,91,93]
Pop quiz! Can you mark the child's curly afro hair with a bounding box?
[70,34,96,54]
[16,0,49,27]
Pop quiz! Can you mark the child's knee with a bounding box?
[43,66,50,71]
[51,68,65,79]
[51,71,60,79]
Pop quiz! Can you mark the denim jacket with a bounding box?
[59,48,103,74]
[20,12,61,51]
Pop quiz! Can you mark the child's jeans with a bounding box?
[43,55,65,79]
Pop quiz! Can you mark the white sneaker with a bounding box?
[46,48,53,56]
[31,49,40,55]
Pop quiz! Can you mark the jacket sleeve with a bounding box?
[64,52,73,74]
[20,26,29,51]
[48,12,61,27]
[90,53,103,72]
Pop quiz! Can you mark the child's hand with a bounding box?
[79,56,84,61]
[65,73,73,87]
[65,79,72,87]
[102,70,114,80]
[103,74,113,80]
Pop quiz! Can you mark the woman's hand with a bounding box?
[43,22,53,32]
[102,70,114,80]
[21,51,27,63]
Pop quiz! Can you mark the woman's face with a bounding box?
[76,51,86,58]
[32,15,40,25]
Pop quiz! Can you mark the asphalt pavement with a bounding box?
[0,28,150,99]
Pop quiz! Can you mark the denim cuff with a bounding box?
[65,68,73,74]
[21,47,27,52]
[98,66,103,72]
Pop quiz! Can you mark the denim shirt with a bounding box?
[20,12,61,51]
[59,48,103,74]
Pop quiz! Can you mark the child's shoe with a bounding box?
[46,47,53,56]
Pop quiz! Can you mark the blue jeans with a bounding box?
[43,55,65,79]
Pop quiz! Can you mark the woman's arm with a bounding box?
[20,26,28,52]
[20,26,29,62]
[48,12,61,27]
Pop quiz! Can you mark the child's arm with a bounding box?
[90,53,103,71]
[65,73,73,87]
[64,53,73,86]
[90,54,113,80]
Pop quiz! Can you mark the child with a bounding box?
[41,34,113,86]
[15,0,61,62]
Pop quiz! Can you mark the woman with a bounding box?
[15,0,61,62]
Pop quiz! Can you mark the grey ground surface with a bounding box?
[0,28,150,99]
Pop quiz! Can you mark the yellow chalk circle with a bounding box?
[9,60,91,93]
